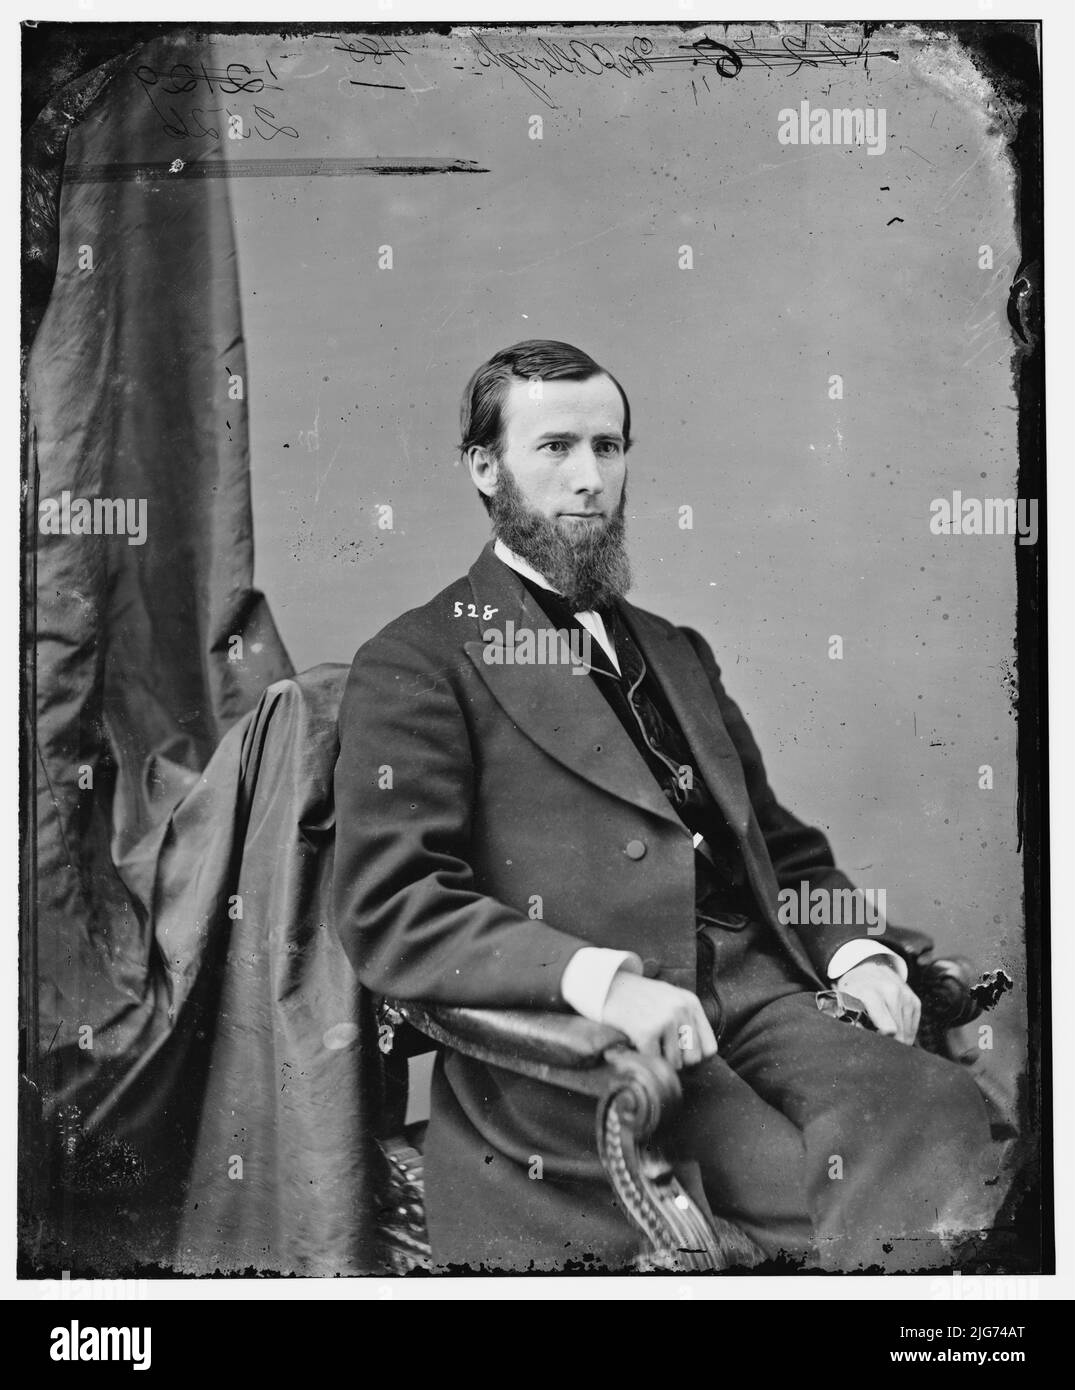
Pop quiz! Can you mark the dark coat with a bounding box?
[332,541,913,1269]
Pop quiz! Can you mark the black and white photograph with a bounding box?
[14,3,1061,1331]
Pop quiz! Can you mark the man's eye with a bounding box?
[596,441,622,456]
[542,441,568,454]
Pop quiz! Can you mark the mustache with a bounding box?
[488,465,632,611]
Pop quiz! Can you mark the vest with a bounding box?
[514,574,757,925]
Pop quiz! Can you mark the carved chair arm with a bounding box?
[392,999,763,1270]
[908,955,993,1058]
[910,956,984,1029]
[395,1001,631,1086]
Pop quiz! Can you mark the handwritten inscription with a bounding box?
[467,27,892,108]
[135,60,298,141]
[323,31,412,80]
[132,28,896,139]
[134,60,282,97]
[306,32,413,90]
[471,32,658,106]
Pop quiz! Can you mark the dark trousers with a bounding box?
[672,920,995,1270]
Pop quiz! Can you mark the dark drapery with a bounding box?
[22,35,383,1275]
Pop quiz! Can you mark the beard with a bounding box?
[488,460,633,611]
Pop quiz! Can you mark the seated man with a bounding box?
[332,339,995,1272]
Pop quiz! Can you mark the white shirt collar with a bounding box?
[493,537,560,595]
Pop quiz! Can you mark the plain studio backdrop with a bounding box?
[211,25,1025,1080]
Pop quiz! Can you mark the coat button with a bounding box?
[624,839,647,860]
[641,958,661,978]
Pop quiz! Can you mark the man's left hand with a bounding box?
[835,957,921,1045]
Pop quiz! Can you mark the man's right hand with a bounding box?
[600,973,718,1070]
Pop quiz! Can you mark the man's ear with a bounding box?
[465,445,499,503]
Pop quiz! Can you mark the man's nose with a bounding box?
[568,446,605,496]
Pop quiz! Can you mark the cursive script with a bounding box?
[135,60,298,141]
[467,26,894,108]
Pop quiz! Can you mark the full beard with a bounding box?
[489,463,633,611]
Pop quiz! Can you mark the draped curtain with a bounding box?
[22,34,383,1276]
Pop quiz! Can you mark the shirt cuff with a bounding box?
[828,939,907,982]
[560,947,643,1021]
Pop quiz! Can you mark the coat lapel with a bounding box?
[463,544,684,833]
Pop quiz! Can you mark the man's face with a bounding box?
[486,374,627,526]
[467,373,633,610]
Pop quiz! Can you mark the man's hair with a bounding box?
[459,340,631,512]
